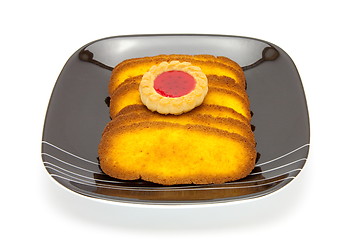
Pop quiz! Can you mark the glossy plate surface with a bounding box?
[42,34,310,205]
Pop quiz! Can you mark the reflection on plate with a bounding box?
[41,34,310,205]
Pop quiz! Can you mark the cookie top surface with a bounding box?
[139,61,208,115]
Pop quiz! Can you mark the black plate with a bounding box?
[41,34,310,205]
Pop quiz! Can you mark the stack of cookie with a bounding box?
[98,55,256,185]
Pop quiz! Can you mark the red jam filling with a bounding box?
[154,71,196,98]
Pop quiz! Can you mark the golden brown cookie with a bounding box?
[103,111,255,146]
[98,122,256,185]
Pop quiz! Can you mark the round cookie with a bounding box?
[139,61,208,115]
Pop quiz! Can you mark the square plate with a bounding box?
[41,34,310,205]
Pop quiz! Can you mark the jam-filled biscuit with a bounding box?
[139,61,208,115]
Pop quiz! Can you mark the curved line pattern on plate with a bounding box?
[49,173,295,191]
[255,144,309,167]
[42,141,99,165]
[250,158,306,175]
[42,153,102,174]
[44,163,120,183]
[42,141,309,191]
[44,162,301,188]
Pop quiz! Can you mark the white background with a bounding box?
[2,0,359,239]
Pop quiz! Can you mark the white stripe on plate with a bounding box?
[45,164,121,183]
[256,143,309,167]
[42,153,102,174]
[42,141,98,165]
[251,158,306,175]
